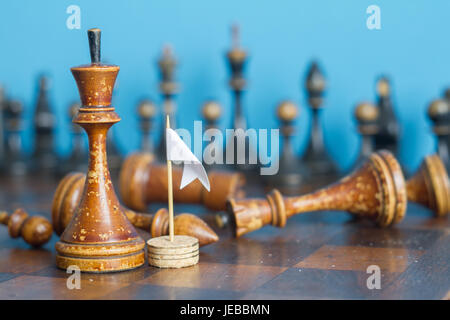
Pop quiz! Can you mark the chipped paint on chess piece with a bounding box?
[55,28,145,273]
[224,150,407,237]
[0,209,53,247]
[52,172,219,246]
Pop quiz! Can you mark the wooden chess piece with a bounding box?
[137,99,157,153]
[267,101,306,193]
[428,98,449,172]
[224,24,259,173]
[202,100,224,170]
[119,152,246,212]
[2,100,28,176]
[0,85,5,166]
[156,45,179,162]
[373,76,400,156]
[223,150,407,237]
[352,102,379,170]
[62,102,88,174]
[406,154,449,217]
[301,61,339,180]
[0,209,53,247]
[55,28,145,273]
[32,74,57,174]
[52,172,219,246]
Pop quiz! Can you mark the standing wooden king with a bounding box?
[55,28,145,272]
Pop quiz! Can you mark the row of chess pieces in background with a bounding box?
[0,25,449,190]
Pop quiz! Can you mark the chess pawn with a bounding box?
[156,45,179,162]
[406,154,449,217]
[62,102,88,174]
[224,24,258,173]
[301,61,339,180]
[373,76,400,155]
[3,100,28,175]
[267,101,306,192]
[55,28,145,272]
[202,100,223,170]
[137,99,157,153]
[119,152,245,212]
[0,85,5,165]
[52,172,219,246]
[32,75,57,174]
[427,99,449,172]
[0,209,53,247]
[352,102,379,170]
[223,150,407,237]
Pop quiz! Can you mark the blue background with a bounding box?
[0,0,448,172]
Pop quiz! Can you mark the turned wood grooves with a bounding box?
[227,150,407,237]
[55,28,145,273]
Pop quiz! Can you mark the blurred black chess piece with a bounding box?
[373,76,400,156]
[156,45,178,162]
[61,101,88,175]
[2,99,28,176]
[224,24,259,174]
[351,101,379,170]
[202,100,223,170]
[428,97,449,172]
[0,85,6,167]
[31,75,58,175]
[137,99,157,154]
[300,61,339,182]
[266,101,307,194]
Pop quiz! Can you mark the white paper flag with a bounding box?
[166,127,210,191]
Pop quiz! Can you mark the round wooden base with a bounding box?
[55,239,145,273]
[147,235,199,268]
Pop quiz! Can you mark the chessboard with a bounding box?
[0,174,448,300]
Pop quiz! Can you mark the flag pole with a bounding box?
[166,115,174,242]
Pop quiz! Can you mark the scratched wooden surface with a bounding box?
[0,173,448,300]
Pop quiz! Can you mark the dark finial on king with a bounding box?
[88,28,101,64]
[71,28,119,108]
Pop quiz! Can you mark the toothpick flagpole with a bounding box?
[166,115,175,242]
[146,114,201,268]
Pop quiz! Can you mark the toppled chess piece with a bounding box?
[0,209,53,247]
[52,172,219,246]
[428,98,449,172]
[222,150,407,237]
[119,152,245,212]
[406,154,449,217]
[55,28,145,273]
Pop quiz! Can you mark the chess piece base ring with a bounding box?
[55,239,145,273]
